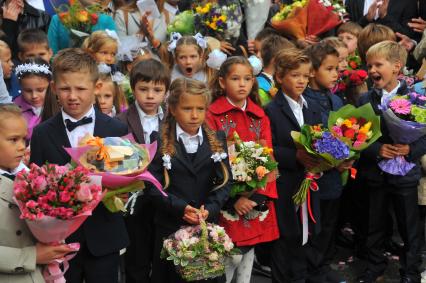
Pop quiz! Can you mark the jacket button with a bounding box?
[16,230,22,236]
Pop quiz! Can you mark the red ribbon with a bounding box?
[305,172,321,224]
[350,167,357,179]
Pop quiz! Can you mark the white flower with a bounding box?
[208,252,219,261]
[211,152,228,163]
[162,154,172,170]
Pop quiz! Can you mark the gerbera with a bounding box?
[389,98,411,115]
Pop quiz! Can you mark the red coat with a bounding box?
[207,96,279,246]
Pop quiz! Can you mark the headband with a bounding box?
[15,63,52,79]
[167,32,208,52]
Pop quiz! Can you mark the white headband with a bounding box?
[167,32,208,52]
[15,63,52,78]
[97,63,125,84]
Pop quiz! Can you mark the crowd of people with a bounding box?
[0,0,426,282]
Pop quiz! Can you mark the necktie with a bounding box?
[65,117,93,132]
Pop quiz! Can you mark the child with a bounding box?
[30,48,129,283]
[83,30,119,65]
[0,104,73,282]
[95,72,128,117]
[17,28,53,63]
[322,37,349,73]
[356,41,421,283]
[248,27,279,56]
[206,56,279,283]
[117,58,170,283]
[337,22,363,56]
[0,40,14,80]
[169,34,211,83]
[264,48,323,283]
[357,24,396,64]
[147,77,231,283]
[257,34,294,106]
[13,58,52,142]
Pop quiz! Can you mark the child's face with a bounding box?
[337,47,349,73]
[311,55,339,90]
[0,47,14,79]
[19,44,53,63]
[276,63,311,100]
[170,93,207,136]
[20,76,49,108]
[175,45,202,78]
[0,116,27,171]
[94,43,117,65]
[96,80,115,115]
[367,55,401,92]
[134,80,166,115]
[219,64,254,106]
[53,72,100,119]
[338,32,358,55]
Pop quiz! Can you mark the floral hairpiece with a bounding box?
[97,63,125,84]
[167,32,208,52]
[105,29,121,45]
[211,152,227,163]
[15,63,52,78]
[162,154,172,170]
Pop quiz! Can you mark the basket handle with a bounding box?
[198,207,209,251]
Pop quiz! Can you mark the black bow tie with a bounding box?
[2,173,15,181]
[65,117,93,132]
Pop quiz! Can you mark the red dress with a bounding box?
[206,96,279,246]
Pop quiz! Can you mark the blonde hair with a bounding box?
[52,48,99,82]
[322,37,348,50]
[96,73,128,114]
[357,24,396,63]
[337,22,363,38]
[82,31,118,55]
[366,40,408,69]
[274,48,311,78]
[161,78,229,190]
[0,104,25,128]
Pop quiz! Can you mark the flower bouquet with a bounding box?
[378,92,426,175]
[328,103,382,183]
[228,132,278,198]
[271,0,308,39]
[167,10,195,35]
[336,69,368,93]
[65,135,164,212]
[347,53,362,70]
[55,0,101,47]
[398,67,419,88]
[13,163,104,283]
[306,0,343,37]
[161,216,238,281]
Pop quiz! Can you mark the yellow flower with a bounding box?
[359,121,372,134]
[209,20,217,30]
[342,119,353,128]
[263,147,273,155]
[219,15,227,22]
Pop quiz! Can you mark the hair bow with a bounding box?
[248,55,263,76]
[206,49,228,70]
[105,29,121,45]
[193,33,207,49]
[168,32,183,52]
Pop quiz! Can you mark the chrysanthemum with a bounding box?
[389,98,411,115]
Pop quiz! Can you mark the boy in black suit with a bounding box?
[30,48,129,283]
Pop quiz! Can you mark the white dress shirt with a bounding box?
[26,0,45,11]
[381,81,401,104]
[284,93,308,127]
[136,103,164,144]
[0,162,29,176]
[176,123,203,154]
[363,0,379,20]
[226,97,247,111]
[62,107,96,147]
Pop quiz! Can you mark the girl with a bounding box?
[0,104,74,283]
[83,30,119,65]
[13,58,52,142]
[147,78,231,283]
[206,56,279,283]
[169,34,213,84]
[95,72,128,117]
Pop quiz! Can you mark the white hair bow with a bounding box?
[206,49,228,70]
[105,29,121,45]
[248,55,263,76]
[193,33,207,49]
[168,32,183,52]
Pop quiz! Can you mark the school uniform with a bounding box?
[30,106,129,283]
[265,91,323,283]
[147,125,231,283]
[356,81,424,282]
[116,103,163,283]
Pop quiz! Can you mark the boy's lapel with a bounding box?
[127,104,145,144]
[50,112,71,148]
[276,92,301,130]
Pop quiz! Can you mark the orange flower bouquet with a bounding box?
[270,0,308,40]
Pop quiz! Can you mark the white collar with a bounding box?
[262,71,274,82]
[0,162,29,176]
[176,123,203,143]
[164,2,178,15]
[283,93,308,109]
[382,81,401,96]
[62,106,95,124]
[135,102,164,120]
[226,97,247,111]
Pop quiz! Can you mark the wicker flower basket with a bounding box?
[176,255,225,281]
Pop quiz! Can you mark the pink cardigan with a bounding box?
[13,95,41,142]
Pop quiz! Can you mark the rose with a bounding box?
[349,61,358,69]
[357,70,368,80]
[90,13,98,25]
[33,176,47,192]
[255,166,268,180]
[343,129,355,139]
[59,191,71,203]
[26,200,38,210]
[76,184,93,202]
[76,10,89,22]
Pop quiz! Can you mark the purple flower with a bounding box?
[313,132,350,160]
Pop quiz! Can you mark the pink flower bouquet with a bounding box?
[13,163,104,283]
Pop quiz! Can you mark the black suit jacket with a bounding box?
[30,109,130,257]
[265,92,322,238]
[147,130,231,233]
[345,0,417,38]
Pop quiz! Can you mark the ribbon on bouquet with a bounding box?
[43,243,80,283]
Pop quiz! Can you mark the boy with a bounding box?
[322,37,349,72]
[257,34,294,106]
[265,48,323,283]
[17,28,53,63]
[117,58,170,283]
[356,41,422,283]
[337,21,363,56]
[30,48,129,283]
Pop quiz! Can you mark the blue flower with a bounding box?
[313,132,350,160]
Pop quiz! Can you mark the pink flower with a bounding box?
[25,200,38,210]
[46,190,57,202]
[332,126,343,137]
[389,98,411,115]
[76,184,93,202]
[33,176,47,192]
[59,191,71,203]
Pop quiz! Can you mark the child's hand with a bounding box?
[378,0,389,19]
[365,0,378,22]
[296,149,320,170]
[394,144,410,156]
[220,41,236,55]
[379,144,399,159]
[234,196,257,216]
[183,205,199,224]
[36,243,76,264]
[337,160,355,173]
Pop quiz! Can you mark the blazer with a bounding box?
[357,81,426,188]
[30,109,130,257]
[265,91,323,237]
[345,0,417,38]
[0,176,45,283]
[147,130,231,232]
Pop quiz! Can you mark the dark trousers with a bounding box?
[365,184,420,280]
[124,195,155,283]
[271,236,325,283]
[64,243,120,283]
